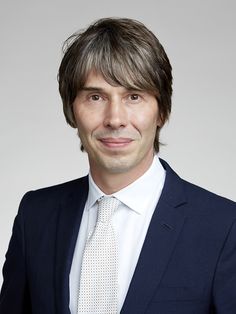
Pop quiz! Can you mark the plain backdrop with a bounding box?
[0,0,235,286]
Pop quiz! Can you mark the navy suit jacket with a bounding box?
[1,159,236,314]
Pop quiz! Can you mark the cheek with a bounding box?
[131,110,159,133]
[74,107,101,134]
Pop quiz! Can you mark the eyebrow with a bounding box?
[80,86,145,92]
[80,87,105,92]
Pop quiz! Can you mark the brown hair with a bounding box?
[58,17,172,152]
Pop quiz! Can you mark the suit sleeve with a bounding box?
[213,218,236,313]
[0,193,32,314]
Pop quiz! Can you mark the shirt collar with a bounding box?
[86,155,166,214]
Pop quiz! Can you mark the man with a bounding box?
[0,17,236,314]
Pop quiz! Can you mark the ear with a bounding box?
[155,97,164,128]
[156,112,164,128]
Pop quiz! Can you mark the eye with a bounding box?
[130,94,140,101]
[90,94,101,101]
[127,93,143,103]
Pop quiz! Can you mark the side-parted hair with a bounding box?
[58,17,172,152]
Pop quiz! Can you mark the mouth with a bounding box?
[98,137,134,148]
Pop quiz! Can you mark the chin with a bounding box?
[104,165,131,174]
[100,157,135,174]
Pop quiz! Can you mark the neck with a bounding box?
[90,155,155,194]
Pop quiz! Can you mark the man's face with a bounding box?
[73,71,161,178]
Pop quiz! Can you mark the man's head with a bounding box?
[58,17,172,153]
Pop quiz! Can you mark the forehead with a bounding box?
[82,70,146,93]
[84,71,112,87]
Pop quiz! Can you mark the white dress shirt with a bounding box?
[69,155,166,313]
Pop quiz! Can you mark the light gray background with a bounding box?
[0,0,235,286]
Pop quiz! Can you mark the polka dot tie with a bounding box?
[78,196,120,314]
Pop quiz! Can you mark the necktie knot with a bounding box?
[97,196,120,223]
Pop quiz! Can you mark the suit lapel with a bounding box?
[121,160,187,313]
[54,177,88,314]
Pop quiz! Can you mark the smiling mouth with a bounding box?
[98,138,134,148]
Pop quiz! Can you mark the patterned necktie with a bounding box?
[78,196,120,314]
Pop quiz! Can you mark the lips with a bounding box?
[98,137,133,148]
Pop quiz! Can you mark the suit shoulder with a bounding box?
[18,176,88,214]
[182,179,236,216]
[25,176,87,197]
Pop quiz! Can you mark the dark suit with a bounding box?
[1,159,236,313]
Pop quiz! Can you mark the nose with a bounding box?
[103,97,128,129]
